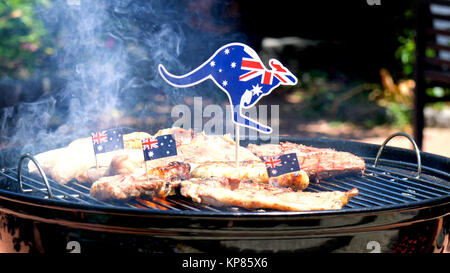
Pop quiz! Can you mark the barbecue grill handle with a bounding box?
[374,132,422,178]
[17,153,54,199]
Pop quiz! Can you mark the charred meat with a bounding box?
[191,161,309,190]
[247,142,366,180]
[180,177,358,211]
[90,161,190,201]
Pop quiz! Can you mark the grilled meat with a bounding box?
[178,130,260,163]
[105,128,261,177]
[90,161,190,201]
[147,161,191,181]
[90,174,167,201]
[191,161,309,190]
[154,127,194,146]
[90,158,357,212]
[105,151,180,176]
[247,142,366,180]
[30,126,364,214]
[28,132,151,184]
[92,164,357,211]
[27,128,259,184]
[180,177,359,211]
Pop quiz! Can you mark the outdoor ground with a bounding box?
[279,119,450,158]
[268,73,450,159]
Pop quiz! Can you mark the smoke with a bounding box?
[0,0,247,163]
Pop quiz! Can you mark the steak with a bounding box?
[180,177,359,211]
[247,142,366,180]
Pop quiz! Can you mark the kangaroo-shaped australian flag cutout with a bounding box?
[158,42,298,134]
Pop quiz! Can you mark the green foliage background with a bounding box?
[0,0,53,78]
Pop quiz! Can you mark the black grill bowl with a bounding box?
[0,137,449,253]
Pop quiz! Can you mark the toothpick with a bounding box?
[142,141,150,183]
[141,141,150,183]
[235,123,239,168]
[94,154,99,170]
[144,161,149,183]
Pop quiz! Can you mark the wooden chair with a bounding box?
[414,0,450,149]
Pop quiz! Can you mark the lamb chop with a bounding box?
[180,177,359,211]
[247,142,366,180]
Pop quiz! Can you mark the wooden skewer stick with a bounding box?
[144,161,149,183]
[142,142,150,183]
[95,154,99,170]
[92,138,99,170]
[235,123,239,168]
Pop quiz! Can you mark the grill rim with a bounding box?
[0,181,449,219]
[0,136,449,219]
[0,183,449,242]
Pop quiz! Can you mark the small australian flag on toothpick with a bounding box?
[142,134,177,161]
[264,153,300,177]
[91,128,124,154]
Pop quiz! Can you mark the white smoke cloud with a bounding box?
[0,0,247,165]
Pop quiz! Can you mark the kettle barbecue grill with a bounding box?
[0,132,448,253]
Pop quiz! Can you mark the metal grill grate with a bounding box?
[1,157,449,213]
[306,159,450,210]
[1,132,449,213]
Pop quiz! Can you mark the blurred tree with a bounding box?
[395,28,416,78]
[0,0,53,79]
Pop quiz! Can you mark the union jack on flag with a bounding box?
[91,128,124,154]
[239,57,293,86]
[141,137,159,150]
[264,153,300,177]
